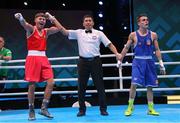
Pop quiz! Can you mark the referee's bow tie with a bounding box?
[85,30,92,33]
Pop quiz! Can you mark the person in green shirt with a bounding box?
[0,36,12,92]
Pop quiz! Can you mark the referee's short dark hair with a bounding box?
[83,14,94,22]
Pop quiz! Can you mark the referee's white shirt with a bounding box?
[68,29,111,58]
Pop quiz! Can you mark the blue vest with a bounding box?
[134,30,154,57]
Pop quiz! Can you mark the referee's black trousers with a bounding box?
[77,56,107,112]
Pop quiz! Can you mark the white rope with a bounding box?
[0,87,180,96]
[0,75,179,84]
[99,50,180,58]
[1,50,180,64]
[0,61,180,69]
[160,50,180,54]
[48,56,79,61]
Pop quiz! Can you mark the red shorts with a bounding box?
[25,56,54,82]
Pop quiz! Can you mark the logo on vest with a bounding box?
[138,42,142,45]
[146,39,151,45]
[133,77,138,81]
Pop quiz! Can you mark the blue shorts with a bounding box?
[131,59,158,87]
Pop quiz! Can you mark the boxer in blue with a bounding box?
[118,14,166,116]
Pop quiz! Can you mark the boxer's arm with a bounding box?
[14,13,33,32]
[45,12,69,36]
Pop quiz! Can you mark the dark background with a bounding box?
[0,0,179,110]
[0,0,132,110]
[0,0,131,89]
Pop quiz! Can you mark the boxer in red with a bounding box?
[15,12,61,120]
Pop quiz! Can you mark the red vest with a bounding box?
[27,27,47,51]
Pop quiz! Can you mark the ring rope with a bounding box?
[0,75,179,84]
[1,87,180,96]
[0,61,180,69]
[0,50,179,64]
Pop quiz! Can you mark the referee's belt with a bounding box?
[79,56,100,61]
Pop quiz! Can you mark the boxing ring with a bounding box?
[0,50,180,123]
